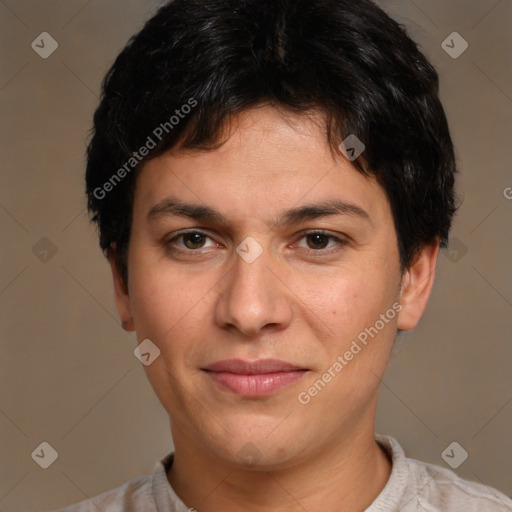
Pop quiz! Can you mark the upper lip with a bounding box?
[203,359,307,374]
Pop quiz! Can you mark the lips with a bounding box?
[204,358,305,374]
[202,359,308,397]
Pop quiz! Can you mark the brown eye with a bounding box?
[305,233,330,250]
[163,230,222,259]
[182,232,207,249]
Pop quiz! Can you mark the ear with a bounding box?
[107,244,135,331]
[397,239,440,331]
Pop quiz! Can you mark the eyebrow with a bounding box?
[273,200,372,227]
[147,196,372,227]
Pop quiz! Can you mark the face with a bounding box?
[111,106,437,469]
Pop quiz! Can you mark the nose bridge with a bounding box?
[215,238,291,336]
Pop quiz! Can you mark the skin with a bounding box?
[109,105,439,511]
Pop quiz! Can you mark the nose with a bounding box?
[214,242,293,338]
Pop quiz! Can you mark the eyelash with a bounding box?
[164,229,348,256]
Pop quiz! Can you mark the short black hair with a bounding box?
[86,0,458,284]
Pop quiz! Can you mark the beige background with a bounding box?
[1,0,511,510]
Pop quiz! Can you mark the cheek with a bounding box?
[302,262,400,361]
[307,272,384,330]
[128,270,209,393]
[128,260,209,342]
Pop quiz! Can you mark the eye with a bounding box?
[166,230,218,251]
[296,231,348,252]
[164,229,348,256]
[305,232,330,250]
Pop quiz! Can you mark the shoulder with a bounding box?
[378,435,512,512]
[47,473,155,512]
[406,457,512,511]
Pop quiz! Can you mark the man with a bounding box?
[53,0,512,510]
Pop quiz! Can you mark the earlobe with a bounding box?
[107,244,135,331]
[397,240,440,331]
[121,317,134,331]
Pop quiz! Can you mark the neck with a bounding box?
[166,420,392,512]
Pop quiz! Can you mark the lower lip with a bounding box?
[204,370,307,397]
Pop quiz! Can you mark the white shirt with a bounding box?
[49,434,512,511]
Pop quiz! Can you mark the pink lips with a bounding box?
[203,359,308,397]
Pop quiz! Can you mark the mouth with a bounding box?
[202,359,309,397]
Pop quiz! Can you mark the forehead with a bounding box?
[132,106,390,227]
